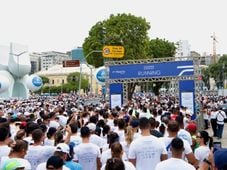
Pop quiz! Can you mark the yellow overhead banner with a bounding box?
[102,46,124,58]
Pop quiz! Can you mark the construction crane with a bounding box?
[211,32,218,64]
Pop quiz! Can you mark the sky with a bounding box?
[0,0,227,55]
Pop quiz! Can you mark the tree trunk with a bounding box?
[127,83,137,101]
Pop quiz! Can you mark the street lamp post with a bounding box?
[78,50,102,99]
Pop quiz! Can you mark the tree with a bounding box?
[39,76,49,85]
[146,38,176,95]
[209,55,227,88]
[201,67,210,89]
[67,72,89,92]
[83,13,151,68]
[83,13,176,100]
[148,38,176,58]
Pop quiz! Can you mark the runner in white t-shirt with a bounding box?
[0,127,12,160]
[194,131,213,166]
[101,142,135,170]
[155,137,195,170]
[128,117,167,170]
[25,129,55,170]
[36,143,71,170]
[0,140,31,170]
[74,126,101,170]
[68,123,82,147]
[161,120,197,167]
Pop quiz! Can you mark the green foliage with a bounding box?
[67,72,80,84]
[83,13,176,98]
[148,38,176,58]
[201,67,210,89]
[83,13,151,68]
[148,38,176,95]
[67,72,89,90]
[39,76,49,84]
[209,55,227,88]
[36,72,89,94]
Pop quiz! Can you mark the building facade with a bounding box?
[40,51,70,70]
[175,40,191,58]
[71,47,84,63]
[30,52,41,74]
[36,64,99,94]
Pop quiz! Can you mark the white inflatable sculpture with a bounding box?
[0,43,43,99]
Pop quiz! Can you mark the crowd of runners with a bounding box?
[0,93,226,170]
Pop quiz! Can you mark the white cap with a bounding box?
[86,123,96,131]
[185,109,192,116]
[55,143,69,154]
[71,107,78,112]
[17,112,23,116]
[24,112,31,116]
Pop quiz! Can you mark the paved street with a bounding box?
[207,123,227,148]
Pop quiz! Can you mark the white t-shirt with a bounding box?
[0,157,31,170]
[210,111,218,119]
[121,141,130,159]
[89,134,106,148]
[74,143,101,170]
[70,135,82,147]
[106,119,115,131]
[133,132,141,140]
[58,115,68,126]
[177,129,192,145]
[36,162,70,170]
[49,120,60,129]
[194,146,210,165]
[0,145,11,160]
[25,145,55,170]
[155,158,195,170]
[161,136,192,159]
[23,136,33,145]
[44,138,55,146]
[100,149,128,165]
[128,135,167,170]
[216,110,226,125]
[114,129,125,142]
[101,160,135,170]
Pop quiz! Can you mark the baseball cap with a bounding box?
[46,155,64,169]
[2,158,24,170]
[24,111,31,116]
[86,123,96,132]
[55,143,70,154]
[71,107,78,112]
[214,148,227,169]
[185,109,192,116]
[130,119,139,128]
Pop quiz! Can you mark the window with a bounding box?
[52,80,54,84]
[62,79,64,84]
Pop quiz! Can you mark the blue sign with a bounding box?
[95,67,106,85]
[32,76,42,87]
[109,60,194,79]
[179,80,196,119]
[109,83,123,109]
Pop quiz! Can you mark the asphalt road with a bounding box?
[207,123,227,148]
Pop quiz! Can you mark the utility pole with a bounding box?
[78,50,102,100]
[211,32,218,64]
